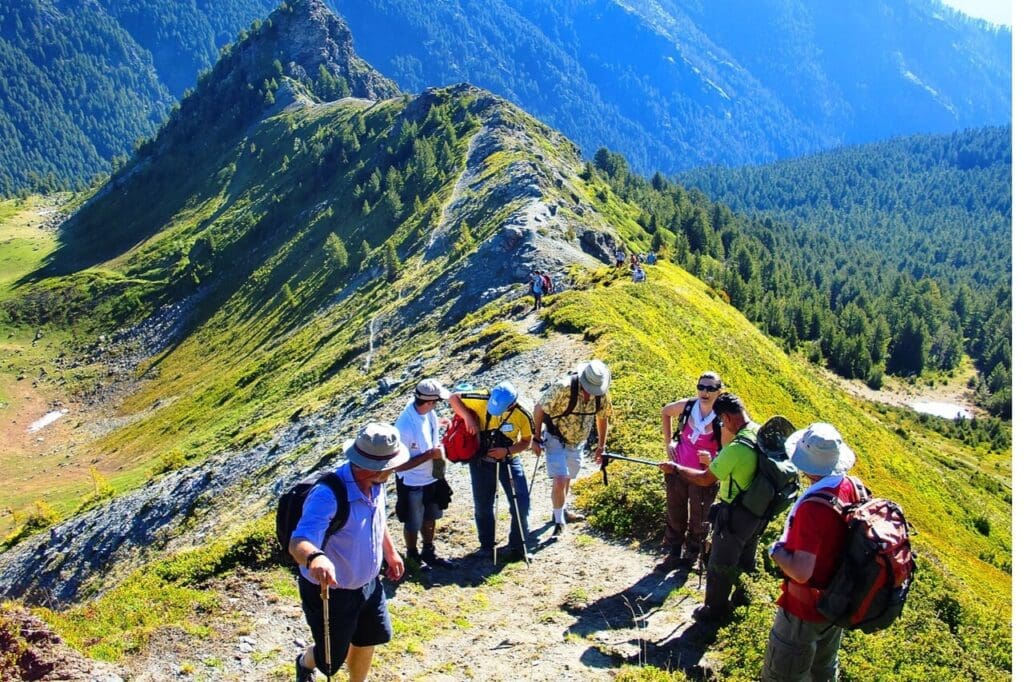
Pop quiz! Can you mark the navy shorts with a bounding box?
[299,576,392,676]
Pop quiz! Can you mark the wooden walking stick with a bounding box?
[321,582,332,681]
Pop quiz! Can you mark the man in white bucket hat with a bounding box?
[531,359,612,538]
[761,422,860,681]
[290,422,410,682]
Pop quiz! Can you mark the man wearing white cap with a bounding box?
[531,359,612,537]
[394,378,455,570]
[450,381,534,561]
[289,422,410,682]
[761,422,859,682]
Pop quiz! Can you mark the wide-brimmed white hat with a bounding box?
[576,359,611,397]
[785,422,856,477]
[344,422,410,472]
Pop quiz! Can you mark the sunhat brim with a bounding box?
[576,362,610,397]
[344,438,411,472]
[785,428,856,477]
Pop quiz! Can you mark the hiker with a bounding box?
[289,422,409,682]
[631,264,646,283]
[614,246,625,268]
[449,381,534,561]
[529,270,545,311]
[394,379,455,571]
[761,423,858,681]
[531,359,611,537]
[656,372,723,571]
[670,392,766,623]
[646,251,656,265]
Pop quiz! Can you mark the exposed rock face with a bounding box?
[246,0,399,101]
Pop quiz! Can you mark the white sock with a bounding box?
[553,507,565,524]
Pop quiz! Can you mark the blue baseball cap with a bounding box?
[486,381,518,416]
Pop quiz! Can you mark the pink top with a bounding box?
[672,412,719,467]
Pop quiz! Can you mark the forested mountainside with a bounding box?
[677,126,1011,416]
[338,0,1010,174]
[0,0,280,196]
[1,0,1010,196]
[0,1,1009,679]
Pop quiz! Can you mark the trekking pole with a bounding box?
[528,446,543,496]
[321,582,332,681]
[600,452,662,485]
[504,459,531,567]
[493,459,500,566]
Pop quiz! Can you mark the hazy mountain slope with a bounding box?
[336,0,1010,173]
[0,0,280,195]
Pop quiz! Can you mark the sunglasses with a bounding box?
[697,384,722,393]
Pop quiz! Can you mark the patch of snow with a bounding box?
[28,409,68,432]
[909,401,973,420]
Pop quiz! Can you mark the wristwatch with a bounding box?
[306,551,326,569]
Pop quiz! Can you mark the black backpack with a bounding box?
[542,373,603,443]
[275,471,350,564]
[673,398,722,449]
[729,416,799,520]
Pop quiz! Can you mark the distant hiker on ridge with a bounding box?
[656,372,723,572]
[529,270,545,311]
[531,360,611,538]
[449,381,534,561]
[394,379,456,571]
[761,423,859,681]
[289,422,409,682]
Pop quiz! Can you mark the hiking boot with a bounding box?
[564,509,586,523]
[500,546,533,562]
[692,605,726,625]
[654,554,684,573]
[681,546,700,563]
[421,549,456,569]
[552,522,566,539]
[295,654,316,682]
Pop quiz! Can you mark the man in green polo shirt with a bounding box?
[662,392,763,623]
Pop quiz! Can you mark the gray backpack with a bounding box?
[731,416,799,519]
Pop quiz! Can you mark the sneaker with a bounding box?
[499,546,533,562]
[295,654,316,682]
[564,509,586,523]
[552,522,566,539]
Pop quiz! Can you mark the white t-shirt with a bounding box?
[395,400,440,487]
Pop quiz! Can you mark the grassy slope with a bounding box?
[558,265,1009,679]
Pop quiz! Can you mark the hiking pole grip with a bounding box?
[321,582,332,681]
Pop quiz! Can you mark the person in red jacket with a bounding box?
[761,422,860,682]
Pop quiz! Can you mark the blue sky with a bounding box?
[941,0,1011,26]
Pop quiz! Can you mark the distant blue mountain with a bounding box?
[336,0,1010,173]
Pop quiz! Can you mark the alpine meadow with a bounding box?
[0,1,1011,681]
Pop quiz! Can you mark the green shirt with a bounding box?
[709,423,760,503]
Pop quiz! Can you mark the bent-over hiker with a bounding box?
[656,372,723,571]
[394,379,455,570]
[761,423,858,681]
[531,359,611,538]
[449,381,534,561]
[289,422,409,682]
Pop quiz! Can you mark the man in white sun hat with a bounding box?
[289,422,410,682]
[394,378,456,571]
[761,422,860,682]
[531,359,612,538]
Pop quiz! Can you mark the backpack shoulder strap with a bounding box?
[674,398,697,441]
[558,374,580,418]
[320,472,351,538]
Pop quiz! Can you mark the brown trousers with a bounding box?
[663,473,719,552]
